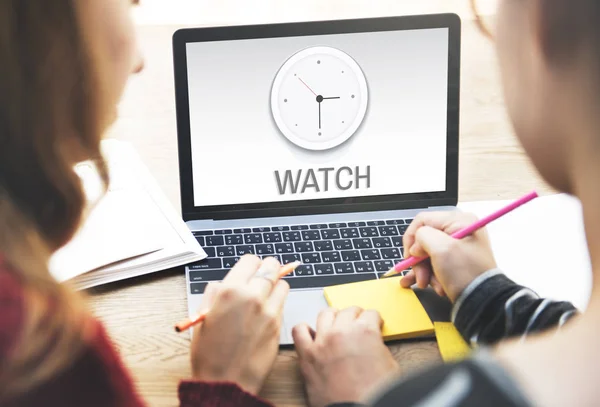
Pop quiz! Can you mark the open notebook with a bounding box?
[49,140,206,290]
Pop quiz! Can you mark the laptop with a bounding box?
[172,14,461,345]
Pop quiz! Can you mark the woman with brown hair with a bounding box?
[0,1,291,406]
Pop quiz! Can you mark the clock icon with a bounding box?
[270,46,369,151]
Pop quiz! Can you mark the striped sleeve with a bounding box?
[451,269,578,346]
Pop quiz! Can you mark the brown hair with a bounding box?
[0,0,108,400]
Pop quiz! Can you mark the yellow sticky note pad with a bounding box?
[323,277,434,341]
[434,322,471,362]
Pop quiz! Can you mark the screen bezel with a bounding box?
[173,14,461,221]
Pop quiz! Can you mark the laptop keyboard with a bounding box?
[188,218,413,294]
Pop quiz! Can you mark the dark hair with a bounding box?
[0,0,108,400]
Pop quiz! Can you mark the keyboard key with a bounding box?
[234,228,251,233]
[189,258,222,270]
[295,265,314,276]
[282,253,301,264]
[189,269,228,282]
[381,248,401,260]
[236,245,254,255]
[328,222,347,228]
[374,260,395,271]
[310,224,328,229]
[301,253,322,264]
[302,230,321,240]
[216,246,235,257]
[367,220,385,226]
[341,250,361,261]
[255,244,274,255]
[223,257,240,268]
[373,237,392,248]
[264,232,282,243]
[347,222,366,227]
[190,282,208,294]
[195,236,205,246]
[253,227,270,232]
[272,226,290,231]
[214,229,232,235]
[334,262,355,274]
[314,264,335,275]
[406,218,414,224]
[283,273,376,289]
[291,225,309,230]
[386,219,405,225]
[275,243,294,254]
[205,236,224,246]
[283,231,302,241]
[359,227,379,237]
[340,228,359,238]
[398,225,409,234]
[321,229,340,239]
[193,230,213,236]
[333,239,353,250]
[391,236,403,247]
[355,261,375,273]
[360,249,381,260]
[321,251,341,262]
[244,233,263,244]
[203,247,216,257]
[314,240,333,251]
[378,226,398,236]
[294,242,314,252]
[225,235,243,245]
[352,238,372,249]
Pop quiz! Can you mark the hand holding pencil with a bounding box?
[184,255,299,395]
[393,192,537,302]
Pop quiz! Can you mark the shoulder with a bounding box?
[0,257,25,360]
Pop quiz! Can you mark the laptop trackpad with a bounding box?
[280,289,329,345]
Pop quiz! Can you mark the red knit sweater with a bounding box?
[0,257,272,407]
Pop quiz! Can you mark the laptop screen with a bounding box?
[185,26,450,208]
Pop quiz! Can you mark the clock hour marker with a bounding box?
[284,99,288,102]
[351,94,355,99]
[318,132,322,136]
[317,60,321,64]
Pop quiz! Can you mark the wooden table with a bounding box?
[91,4,553,406]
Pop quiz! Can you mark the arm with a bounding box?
[452,269,578,345]
[179,381,273,407]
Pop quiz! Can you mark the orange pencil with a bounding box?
[174,261,302,333]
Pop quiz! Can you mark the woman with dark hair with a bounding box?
[1,0,599,406]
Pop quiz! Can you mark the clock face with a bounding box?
[270,46,369,151]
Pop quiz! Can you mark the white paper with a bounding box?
[458,193,592,310]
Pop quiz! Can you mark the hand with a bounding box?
[190,255,290,395]
[400,211,497,302]
[292,307,399,407]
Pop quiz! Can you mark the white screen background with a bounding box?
[187,28,449,207]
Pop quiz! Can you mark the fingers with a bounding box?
[292,323,314,358]
[357,309,383,330]
[198,281,221,311]
[414,226,456,258]
[247,257,282,298]
[413,263,431,289]
[264,279,290,316]
[334,306,363,327]
[400,270,415,288]
[430,275,446,297]
[403,211,478,258]
[316,307,337,333]
[223,254,262,284]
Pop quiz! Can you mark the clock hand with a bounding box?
[318,101,321,129]
[298,77,317,96]
[322,96,340,100]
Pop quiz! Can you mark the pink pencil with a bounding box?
[383,191,539,278]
